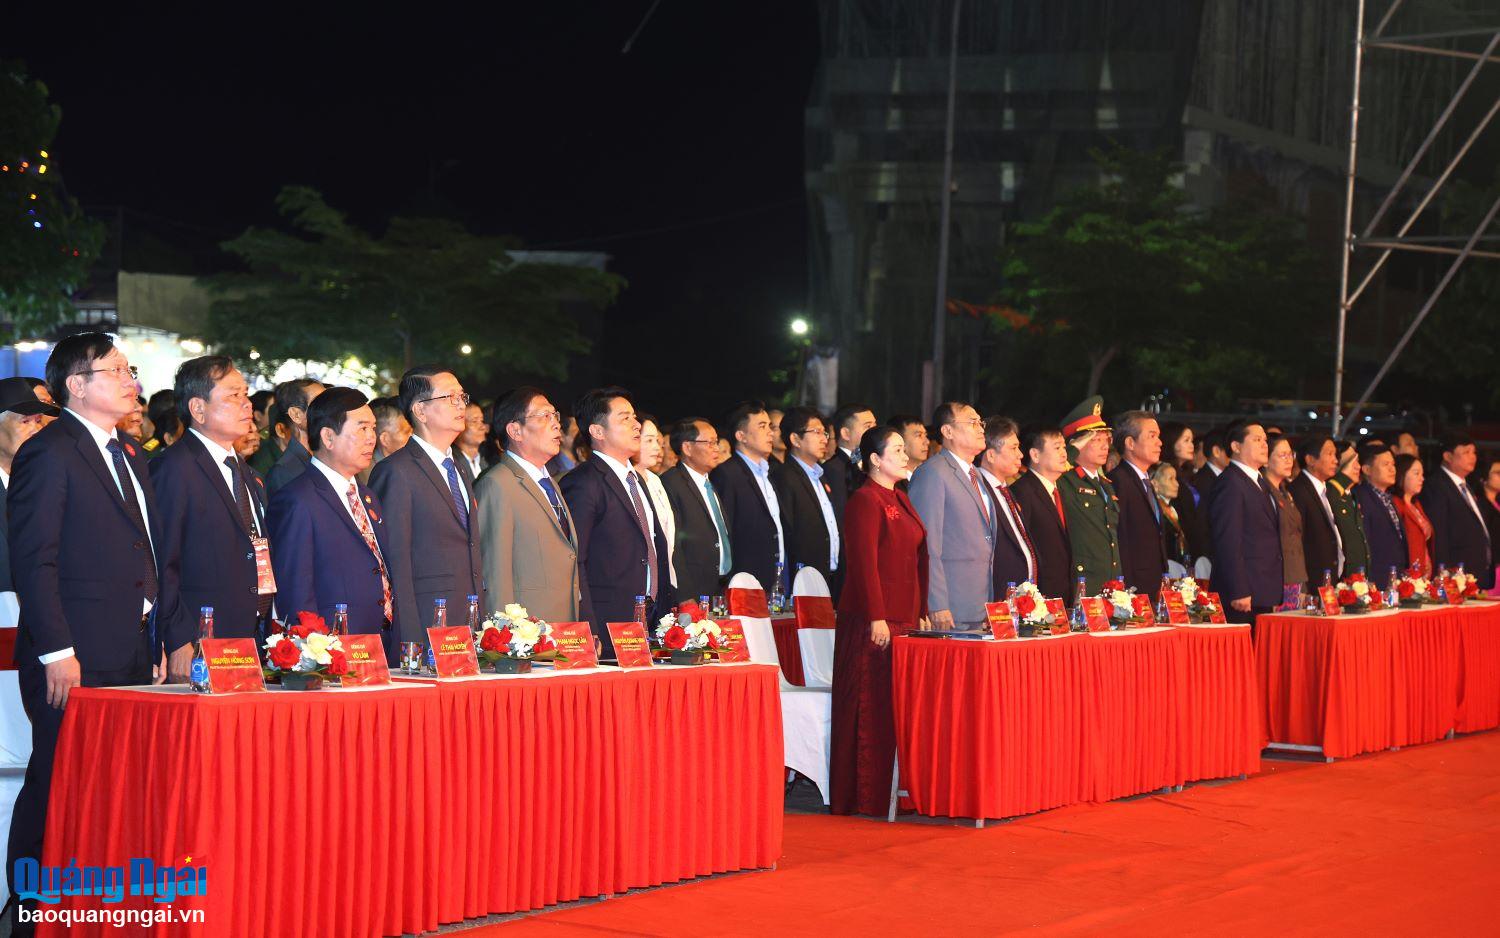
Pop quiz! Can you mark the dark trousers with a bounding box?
[7,643,150,926]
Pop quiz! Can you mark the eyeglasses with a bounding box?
[524,409,561,424]
[418,391,471,408]
[954,418,984,430]
[799,428,830,438]
[687,438,720,446]
[83,365,138,381]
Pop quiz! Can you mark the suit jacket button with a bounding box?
[135,540,146,550]
[249,586,258,595]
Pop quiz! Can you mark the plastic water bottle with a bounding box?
[1322,569,1333,588]
[189,606,212,694]
[1385,567,1400,607]
[466,594,480,629]
[1155,574,1171,622]
[633,595,648,623]
[332,603,348,636]
[1006,581,1018,601]
[698,595,711,614]
[432,597,447,629]
[771,561,787,612]
[1070,577,1088,631]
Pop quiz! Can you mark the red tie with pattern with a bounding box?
[346,482,393,623]
[967,467,991,525]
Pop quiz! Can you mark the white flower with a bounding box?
[303,632,335,666]
[1177,578,1199,604]
[1106,589,1134,617]
[504,603,529,620]
[511,620,542,646]
[1352,580,1370,598]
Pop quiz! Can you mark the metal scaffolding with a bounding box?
[1333,1,1500,436]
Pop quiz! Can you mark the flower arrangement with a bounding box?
[262,611,352,689]
[476,603,560,672]
[1175,576,1202,606]
[1335,573,1374,613]
[1010,582,1058,636]
[1100,579,1146,627]
[1447,570,1479,602]
[1393,573,1431,607]
[655,606,725,663]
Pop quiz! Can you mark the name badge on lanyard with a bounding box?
[252,536,277,594]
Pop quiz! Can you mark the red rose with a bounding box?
[1102,579,1125,593]
[269,638,301,670]
[1337,588,1357,606]
[497,627,513,647]
[268,619,285,635]
[687,605,708,623]
[293,611,327,639]
[1465,580,1479,597]
[1397,581,1415,599]
[479,628,505,652]
[1427,582,1440,598]
[662,624,688,650]
[1349,572,1366,584]
[533,636,555,654]
[1014,594,1036,617]
[326,649,348,675]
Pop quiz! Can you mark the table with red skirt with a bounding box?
[37,663,783,937]
[891,625,1261,822]
[1257,600,1500,759]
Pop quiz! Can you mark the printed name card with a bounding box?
[726,588,770,619]
[607,622,654,668]
[1081,597,1110,632]
[426,626,479,677]
[1161,590,1190,625]
[1319,585,1341,617]
[550,622,598,670]
[984,601,1016,640]
[1044,598,1069,635]
[200,638,265,693]
[340,635,391,686]
[1130,594,1156,626]
[715,619,750,662]
[1203,592,1228,624]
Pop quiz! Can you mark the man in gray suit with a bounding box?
[369,365,486,651]
[474,386,585,623]
[908,401,995,629]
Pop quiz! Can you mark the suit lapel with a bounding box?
[504,454,572,542]
[596,458,647,547]
[308,465,377,555]
[65,413,141,533]
[948,455,991,532]
[404,439,467,529]
[186,432,251,536]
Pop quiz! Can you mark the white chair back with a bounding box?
[790,568,836,688]
[725,573,779,668]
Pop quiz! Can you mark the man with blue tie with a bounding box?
[1208,422,1283,623]
[369,366,485,651]
[475,386,584,622]
[268,388,393,637]
[150,356,274,683]
[7,334,161,927]
[660,418,734,602]
[710,402,787,596]
[1108,410,1168,593]
[559,388,674,658]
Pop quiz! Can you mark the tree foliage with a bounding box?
[204,186,624,382]
[0,60,104,335]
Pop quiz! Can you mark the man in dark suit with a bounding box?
[268,388,393,637]
[1353,444,1406,589]
[1208,422,1283,624]
[151,357,273,683]
[821,403,876,528]
[1012,426,1074,600]
[773,407,842,597]
[265,378,324,495]
[975,416,1037,594]
[559,387,674,657]
[1191,428,1230,504]
[7,334,161,925]
[1422,434,1493,589]
[710,401,786,595]
[660,417,732,602]
[1108,410,1168,593]
[370,366,485,651]
[0,379,57,631]
[1287,435,1344,586]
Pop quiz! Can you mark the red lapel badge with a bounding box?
[123,442,136,457]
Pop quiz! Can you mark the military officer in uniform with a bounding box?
[1056,397,1122,598]
[1326,441,1370,579]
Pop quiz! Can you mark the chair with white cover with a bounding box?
[727,572,833,805]
[790,567,837,689]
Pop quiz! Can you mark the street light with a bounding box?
[789,318,809,337]
[460,343,473,355]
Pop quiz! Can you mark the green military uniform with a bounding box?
[1326,472,1369,579]
[1056,397,1123,596]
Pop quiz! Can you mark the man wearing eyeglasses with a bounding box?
[368,366,486,657]
[660,417,734,601]
[6,334,163,926]
[908,402,996,629]
[773,406,843,600]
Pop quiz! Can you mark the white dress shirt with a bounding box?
[593,450,661,595]
[736,450,786,566]
[310,457,383,562]
[1307,473,1344,575]
[412,434,468,505]
[637,463,677,588]
[794,455,841,571]
[506,449,553,501]
[980,466,1036,582]
[1443,466,1488,529]
[684,463,731,575]
[459,449,484,480]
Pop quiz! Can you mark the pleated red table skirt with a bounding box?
[1256,602,1500,758]
[891,626,1259,822]
[39,664,784,937]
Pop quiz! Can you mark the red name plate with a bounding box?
[201,638,265,694]
[607,622,654,668]
[726,588,770,618]
[1081,597,1110,632]
[715,618,750,662]
[1162,590,1190,625]
[1131,593,1156,626]
[341,635,391,686]
[984,601,1015,640]
[550,622,598,670]
[427,625,479,677]
[1319,585,1341,617]
[1203,592,1228,624]
[1045,598,1069,635]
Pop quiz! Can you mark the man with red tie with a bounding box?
[1011,426,1074,601]
[975,416,1037,595]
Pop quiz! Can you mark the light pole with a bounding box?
[790,317,811,404]
[926,0,963,418]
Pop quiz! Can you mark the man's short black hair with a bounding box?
[1227,422,1262,452]
[1021,425,1063,462]
[983,415,1020,452]
[174,355,237,427]
[490,386,547,452]
[830,403,872,437]
[1297,434,1335,467]
[669,417,712,457]
[888,413,924,433]
[1440,432,1475,456]
[574,386,633,435]
[781,406,824,451]
[1201,428,1228,458]
[146,389,177,429]
[931,401,967,432]
[45,332,116,409]
[723,400,768,442]
[1358,442,1391,468]
[369,397,404,435]
[274,378,321,428]
[1114,410,1155,454]
[307,387,369,453]
[397,364,451,426]
[250,389,274,416]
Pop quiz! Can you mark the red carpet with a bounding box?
[469,733,1500,935]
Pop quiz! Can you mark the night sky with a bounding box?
[4,2,823,414]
